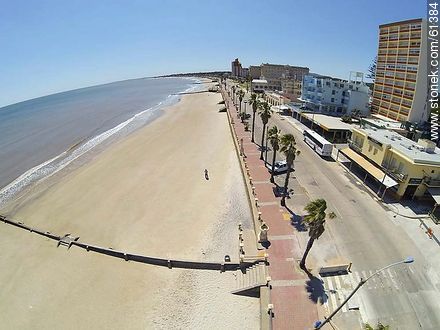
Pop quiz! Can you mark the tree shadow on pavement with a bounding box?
[284,205,307,232]
[303,268,328,305]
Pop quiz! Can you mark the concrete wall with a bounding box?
[0,215,260,272]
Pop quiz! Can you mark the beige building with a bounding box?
[260,63,309,80]
[249,65,262,79]
[372,18,428,123]
[281,78,302,102]
[348,127,440,201]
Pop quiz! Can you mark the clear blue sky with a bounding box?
[0,0,425,107]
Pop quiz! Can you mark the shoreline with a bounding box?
[0,78,204,212]
[0,83,259,328]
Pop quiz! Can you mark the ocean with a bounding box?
[0,77,196,206]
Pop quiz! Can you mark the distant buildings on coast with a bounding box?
[228,18,440,217]
[230,18,429,130]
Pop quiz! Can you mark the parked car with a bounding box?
[266,160,290,174]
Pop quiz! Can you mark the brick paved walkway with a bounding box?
[222,88,319,330]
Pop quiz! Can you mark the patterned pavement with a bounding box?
[222,88,319,330]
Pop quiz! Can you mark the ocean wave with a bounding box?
[0,89,188,208]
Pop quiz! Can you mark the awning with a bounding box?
[428,187,440,204]
[340,147,398,188]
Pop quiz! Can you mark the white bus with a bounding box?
[303,129,333,157]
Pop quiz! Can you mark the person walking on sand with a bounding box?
[204,169,209,180]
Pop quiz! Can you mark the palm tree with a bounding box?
[231,85,236,105]
[300,199,327,270]
[258,101,272,160]
[268,126,281,183]
[237,89,245,114]
[249,93,259,142]
[279,134,300,206]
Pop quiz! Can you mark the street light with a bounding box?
[265,125,269,163]
[314,257,415,329]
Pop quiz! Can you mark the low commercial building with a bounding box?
[296,112,353,143]
[251,79,269,93]
[300,73,371,116]
[346,127,440,202]
[264,91,289,106]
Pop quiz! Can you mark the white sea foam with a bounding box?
[0,88,190,208]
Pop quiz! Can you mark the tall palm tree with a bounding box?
[249,93,259,142]
[268,126,281,183]
[258,101,272,160]
[300,199,327,270]
[237,89,245,114]
[231,85,236,105]
[279,134,300,206]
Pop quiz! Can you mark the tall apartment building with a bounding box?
[372,18,428,124]
[231,58,242,77]
[260,63,309,81]
[300,73,371,116]
[281,78,302,102]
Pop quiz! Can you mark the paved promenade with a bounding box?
[222,88,319,329]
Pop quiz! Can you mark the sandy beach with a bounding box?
[0,86,259,329]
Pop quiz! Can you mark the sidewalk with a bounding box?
[282,114,433,221]
[222,87,319,330]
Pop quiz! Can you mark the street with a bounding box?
[228,82,440,330]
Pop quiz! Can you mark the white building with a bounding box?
[300,73,371,116]
[251,79,268,93]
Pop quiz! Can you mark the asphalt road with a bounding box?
[227,82,440,330]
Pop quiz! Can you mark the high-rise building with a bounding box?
[372,18,428,124]
[231,58,242,77]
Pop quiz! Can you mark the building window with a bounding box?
[326,81,330,86]
[332,90,336,95]
[331,98,335,102]
[368,145,373,152]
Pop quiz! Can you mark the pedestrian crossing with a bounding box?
[320,266,414,318]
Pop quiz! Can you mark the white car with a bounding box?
[266,160,290,173]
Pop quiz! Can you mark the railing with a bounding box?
[347,140,363,153]
[424,178,440,187]
[381,166,407,181]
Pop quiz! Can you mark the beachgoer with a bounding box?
[204,169,209,180]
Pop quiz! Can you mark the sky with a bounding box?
[0,0,426,107]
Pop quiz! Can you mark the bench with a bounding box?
[319,264,350,277]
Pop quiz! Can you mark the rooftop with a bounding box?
[301,113,353,131]
[362,115,403,130]
[379,18,423,28]
[356,128,440,165]
[252,79,268,84]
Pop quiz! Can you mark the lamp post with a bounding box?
[314,257,415,329]
[265,125,269,163]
